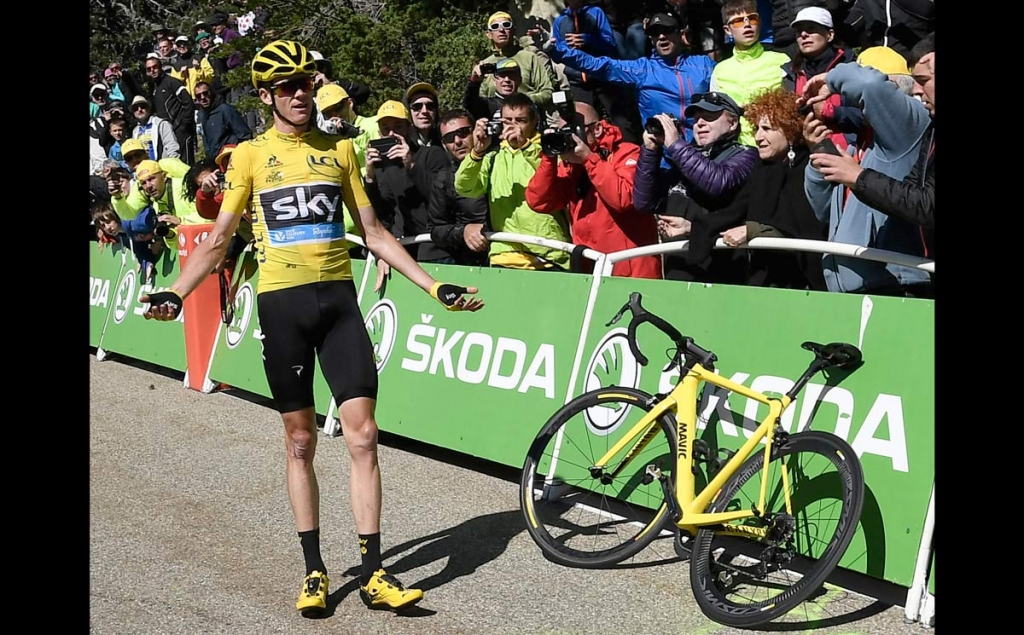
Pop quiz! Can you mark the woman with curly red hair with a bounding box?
[685,88,828,290]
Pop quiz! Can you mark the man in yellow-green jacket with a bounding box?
[455,93,570,271]
[110,157,208,251]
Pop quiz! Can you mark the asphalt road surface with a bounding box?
[90,354,933,635]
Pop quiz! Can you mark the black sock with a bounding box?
[358,533,382,585]
[298,529,326,576]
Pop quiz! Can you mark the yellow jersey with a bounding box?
[221,127,371,295]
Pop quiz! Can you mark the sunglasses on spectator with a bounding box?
[727,14,760,28]
[647,26,675,38]
[441,126,472,144]
[195,91,211,100]
[133,104,149,111]
[488,20,513,31]
[411,101,436,112]
[271,76,314,97]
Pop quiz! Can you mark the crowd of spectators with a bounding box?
[90,1,935,299]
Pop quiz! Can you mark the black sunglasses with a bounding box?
[441,126,472,144]
[411,101,436,112]
[195,91,211,99]
[647,26,676,38]
[272,76,314,97]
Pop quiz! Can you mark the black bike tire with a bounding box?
[688,431,865,628]
[520,386,677,568]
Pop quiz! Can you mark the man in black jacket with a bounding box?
[195,82,252,160]
[145,56,197,164]
[363,100,454,264]
[811,33,934,259]
[428,110,490,267]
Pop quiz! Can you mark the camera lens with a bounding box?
[644,117,664,136]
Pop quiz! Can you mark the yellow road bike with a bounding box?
[520,293,865,628]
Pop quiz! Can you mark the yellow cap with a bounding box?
[135,160,163,180]
[121,138,146,156]
[857,46,911,76]
[405,82,438,103]
[487,11,513,26]
[376,99,410,121]
[316,83,350,112]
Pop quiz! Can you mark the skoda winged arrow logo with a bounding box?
[364,300,398,372]
[582,328,641,435]
[225,283,254,349]
[113,270,137,324]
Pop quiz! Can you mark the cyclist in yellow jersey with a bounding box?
[141,40,484,617]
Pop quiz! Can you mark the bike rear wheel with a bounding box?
[688,431,865,628]
[520,386,676,568]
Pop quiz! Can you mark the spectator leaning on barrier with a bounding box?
[455,93,572,271]
[196,81,253,160]
[548,11,715,144]
[800,49,933,298]
[92,201,162,282]
[812,33,934,261]
[404,82,442,148]
[687,87,827,290]
[633,91,757,282]
[427,109,491,267]
[710,1,791,147]
[478,12,557,118]
[363,100,454,264]
[525,100,661,278]
[131,95,180,161]
[111,158,206,253]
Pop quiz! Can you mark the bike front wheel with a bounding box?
[688,431,865,628]
[520,386,677,568]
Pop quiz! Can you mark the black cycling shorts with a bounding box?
[256,280,378,413]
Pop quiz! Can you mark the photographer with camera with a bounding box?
[455,92,571,271]
[632,91,757,282]
[316,83,379,178]
[464,57,523,137]
[525,97,660,278]
[115,159,210,257]
[184,152,255,275]
[195,80,253,161]
[364,100,455,267]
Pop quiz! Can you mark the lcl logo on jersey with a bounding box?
[582,328,641,435]
[225,282,255,349]
[364,299,398,373]
[113,269,137,324]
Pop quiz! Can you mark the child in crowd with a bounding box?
[91,202,162,284]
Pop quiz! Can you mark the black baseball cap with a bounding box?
[647,13,680,32]
[685,91,744,118]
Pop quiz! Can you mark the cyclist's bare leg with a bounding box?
[281,407,320,531]
[338,397,381,534]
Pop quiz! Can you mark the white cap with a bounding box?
[174,35,189,44]
[791,7,833,29]
[309,50,326,62]
[90,83,108,95]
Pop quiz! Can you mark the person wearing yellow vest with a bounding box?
[111,158,207,252]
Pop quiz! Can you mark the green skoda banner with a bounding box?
[90,252,934,590]
[366,265,592,467]
[90,244,127,347]
[92,243,187,372]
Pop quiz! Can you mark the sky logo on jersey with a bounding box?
[260,183,346,245]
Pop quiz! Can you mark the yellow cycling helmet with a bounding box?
[315,83,350,112]
[251,40,317,88]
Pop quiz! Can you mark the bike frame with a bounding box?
[594,363,794,541]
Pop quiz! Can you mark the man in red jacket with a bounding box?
[525,101,661,278]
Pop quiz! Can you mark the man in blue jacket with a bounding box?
[802,60,932,297]
[546,11,714,144]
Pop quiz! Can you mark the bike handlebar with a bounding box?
[605,292,717,369]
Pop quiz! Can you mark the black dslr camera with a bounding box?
[154,220,176,239]
[540,90,586,157]
[644,115,683,136]
[335,119,362,139]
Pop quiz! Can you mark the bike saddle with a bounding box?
[801,341,863,369]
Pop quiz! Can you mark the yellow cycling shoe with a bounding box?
[359,569,423,610]
[296,570,329,616]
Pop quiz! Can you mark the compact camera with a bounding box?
[484,119,504,137]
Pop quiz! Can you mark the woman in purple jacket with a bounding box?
[632,91,757,282]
